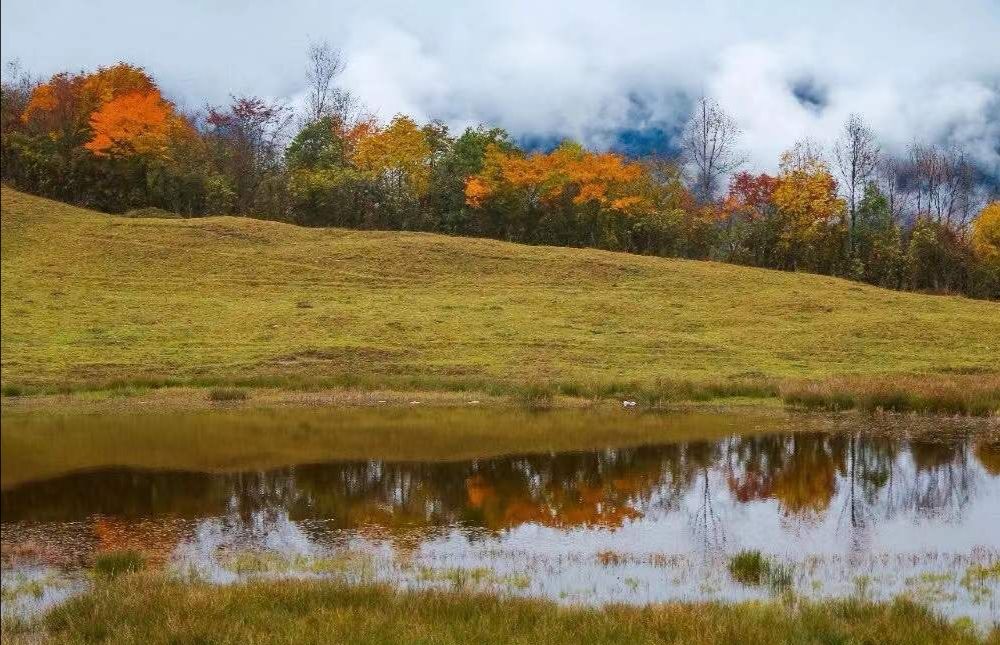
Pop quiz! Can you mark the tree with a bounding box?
[720,171,779,264]
[971,201,1000,264]
[305,41,356,124]
[205,95,292,214]
[681,96,745,202]
[84,90,173,157]
[772,144,847,271]
[970,201,1000,298]
[854,183,905,287]
[906,143,982,230]
[1,60,36,137]
[834,114,880,249]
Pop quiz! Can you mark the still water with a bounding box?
[2,408,998,623]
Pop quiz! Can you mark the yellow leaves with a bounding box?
[972,201,1000,264]
[84,90,173,157]
[352,115,431,196]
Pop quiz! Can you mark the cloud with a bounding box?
[3,0,998,172]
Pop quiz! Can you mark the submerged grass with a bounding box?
[3,187,999,409]
[727,550,794,593]
[3,575,992,645]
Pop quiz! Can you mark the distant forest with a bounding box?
[1,46,997,299]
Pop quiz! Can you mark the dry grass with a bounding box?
[781,373,1000,415]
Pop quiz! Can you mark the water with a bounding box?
[2,408,998,623]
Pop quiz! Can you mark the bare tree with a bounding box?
[0,59,37,138]
[906,142,983,230]
[834,113,881,241]
[304,40,362,127]
[682,96,746,202]
[780,137,826,172]
[305,41,345,122]
[876,155,908,223]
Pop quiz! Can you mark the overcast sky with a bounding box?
[2,0,998,171]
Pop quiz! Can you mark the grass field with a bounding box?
[4,575,993,645]
[2,187,998,405]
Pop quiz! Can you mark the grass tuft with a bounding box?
[93,550,145,579]
[728,550,794,592]
[208,388,249,402]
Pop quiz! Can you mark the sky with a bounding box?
[2,0,999,173]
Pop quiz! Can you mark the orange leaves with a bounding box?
[22,63,188,160]
[463,176,491,208]
[81,63,156,108]
[84,90,173,156]
[464,142,650,214]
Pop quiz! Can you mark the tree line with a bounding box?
[1,46,997,299]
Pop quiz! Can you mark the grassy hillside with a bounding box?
[1,187,998,398]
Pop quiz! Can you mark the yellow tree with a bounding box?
[972,201,1000,265]
[772,146,846,269]
[352,115,431,197]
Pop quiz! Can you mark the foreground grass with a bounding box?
[2,187,998,407]
[3,576,993,645]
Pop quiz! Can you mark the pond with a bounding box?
[2,408,998,624]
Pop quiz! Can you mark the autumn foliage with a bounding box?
[1,59,997,299]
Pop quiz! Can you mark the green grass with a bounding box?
[3,575,992,645]
[3,187,999,403]
[92,550,145,579]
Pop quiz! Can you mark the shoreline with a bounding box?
[2,374,998,417]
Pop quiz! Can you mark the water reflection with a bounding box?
[3,433,996,547]
[2,431,998,621]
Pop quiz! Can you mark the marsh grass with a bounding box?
[781,374,1000,416]
[6,575,991,645]
[728,550,794,593]
[208,387,249,402]
[93,550,144,579]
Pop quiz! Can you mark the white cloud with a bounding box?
[2,0,998,170]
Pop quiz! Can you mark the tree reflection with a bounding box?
[2,431,992,562]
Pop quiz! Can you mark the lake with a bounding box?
[2,408,998,623]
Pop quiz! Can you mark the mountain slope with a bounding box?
[2,187,997,394]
